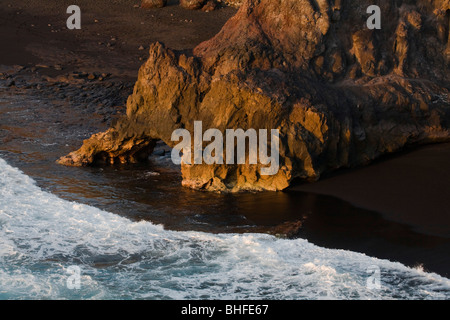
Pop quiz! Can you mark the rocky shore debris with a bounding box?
[0,64,131,127]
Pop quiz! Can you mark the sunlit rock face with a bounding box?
[59,0,450,192]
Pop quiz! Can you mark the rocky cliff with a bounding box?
[58,0,450,192]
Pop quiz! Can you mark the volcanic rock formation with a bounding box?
[59,0,450,192]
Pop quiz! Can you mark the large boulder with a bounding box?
[59,0,450,192]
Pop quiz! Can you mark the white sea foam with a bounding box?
[0,157,449,300]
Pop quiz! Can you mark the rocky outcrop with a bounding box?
[141,0,167,9]
[59,0,450,192]
[57,118,157,166]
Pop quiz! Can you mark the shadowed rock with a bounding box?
[180,0,206,10]
[59,0,450,192]
[202,0,218,12]
[216,0,243,7]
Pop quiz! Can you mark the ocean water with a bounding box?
[0,157,449,300]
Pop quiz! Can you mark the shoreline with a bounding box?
[1,0,449,277]
[1,76,449,277]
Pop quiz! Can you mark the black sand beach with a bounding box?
[1,0,449,277]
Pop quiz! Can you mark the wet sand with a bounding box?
[1,0,449,277]
[291,143,450,239]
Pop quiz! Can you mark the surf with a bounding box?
[0,157,449,300]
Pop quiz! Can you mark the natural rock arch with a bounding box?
[58,0,450,192]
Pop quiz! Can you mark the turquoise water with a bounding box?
[1,157,449,300]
